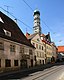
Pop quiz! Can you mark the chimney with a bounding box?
[14,18,17,23]
[26,32,30,38]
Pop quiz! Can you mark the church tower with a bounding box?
[33,10,41,34]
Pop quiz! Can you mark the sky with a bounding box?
[0,0,64,46]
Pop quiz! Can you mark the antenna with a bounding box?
[4,5,12,14]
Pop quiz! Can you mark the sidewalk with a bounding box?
[0,62,63,79]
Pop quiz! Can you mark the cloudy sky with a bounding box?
[0,0,64,46]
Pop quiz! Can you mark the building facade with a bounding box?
[26,9,57,64]
[26,33,46,65]
[57,46,64,61]
[0,11,35,72]
[51,42,57,62]
[41,33,57,63]
[46,43,52,63]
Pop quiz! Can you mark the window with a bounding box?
[39,45,41,49]
[40,60,41,64]
[40,52,41,57]
[37,51,39,57]
[34,56,36,61]
[0,42,4,50]
[10,45,15,52]
[5,59,11,67]
[37,38,40,42]
[20,46,24,53]
[29,49,32,55]
[34,27,37,30]
[42,60,44,65]
[35,22,36,23]
[36,44,38,49]
[14,60,18,66]
[0,59,1,67]
[42,46,43,50]
[33,43,35,47]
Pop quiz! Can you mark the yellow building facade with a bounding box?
[46,43,52,63]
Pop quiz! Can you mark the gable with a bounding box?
[45,33,51,43]
[32,34,42,44]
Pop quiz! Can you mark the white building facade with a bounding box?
[26,33,46,65]
[0,11,35,72]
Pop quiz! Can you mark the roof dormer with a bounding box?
[3,29,11,37]
[0,17,4,23]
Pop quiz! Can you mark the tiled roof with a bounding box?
[27,33,38,40]
[42,40,46,43]
[40,34,45,37]
[26,33,52,46]
[0,11,34,48]
[58,46,64,52]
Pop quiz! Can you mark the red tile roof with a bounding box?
[26,32,30,38]
[58,46,64,52]
[40,34,45,37]
[42,40,46,43]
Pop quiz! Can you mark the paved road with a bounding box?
[21,65,64,80]
[0,63,64,79]
[0,63,56,79]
